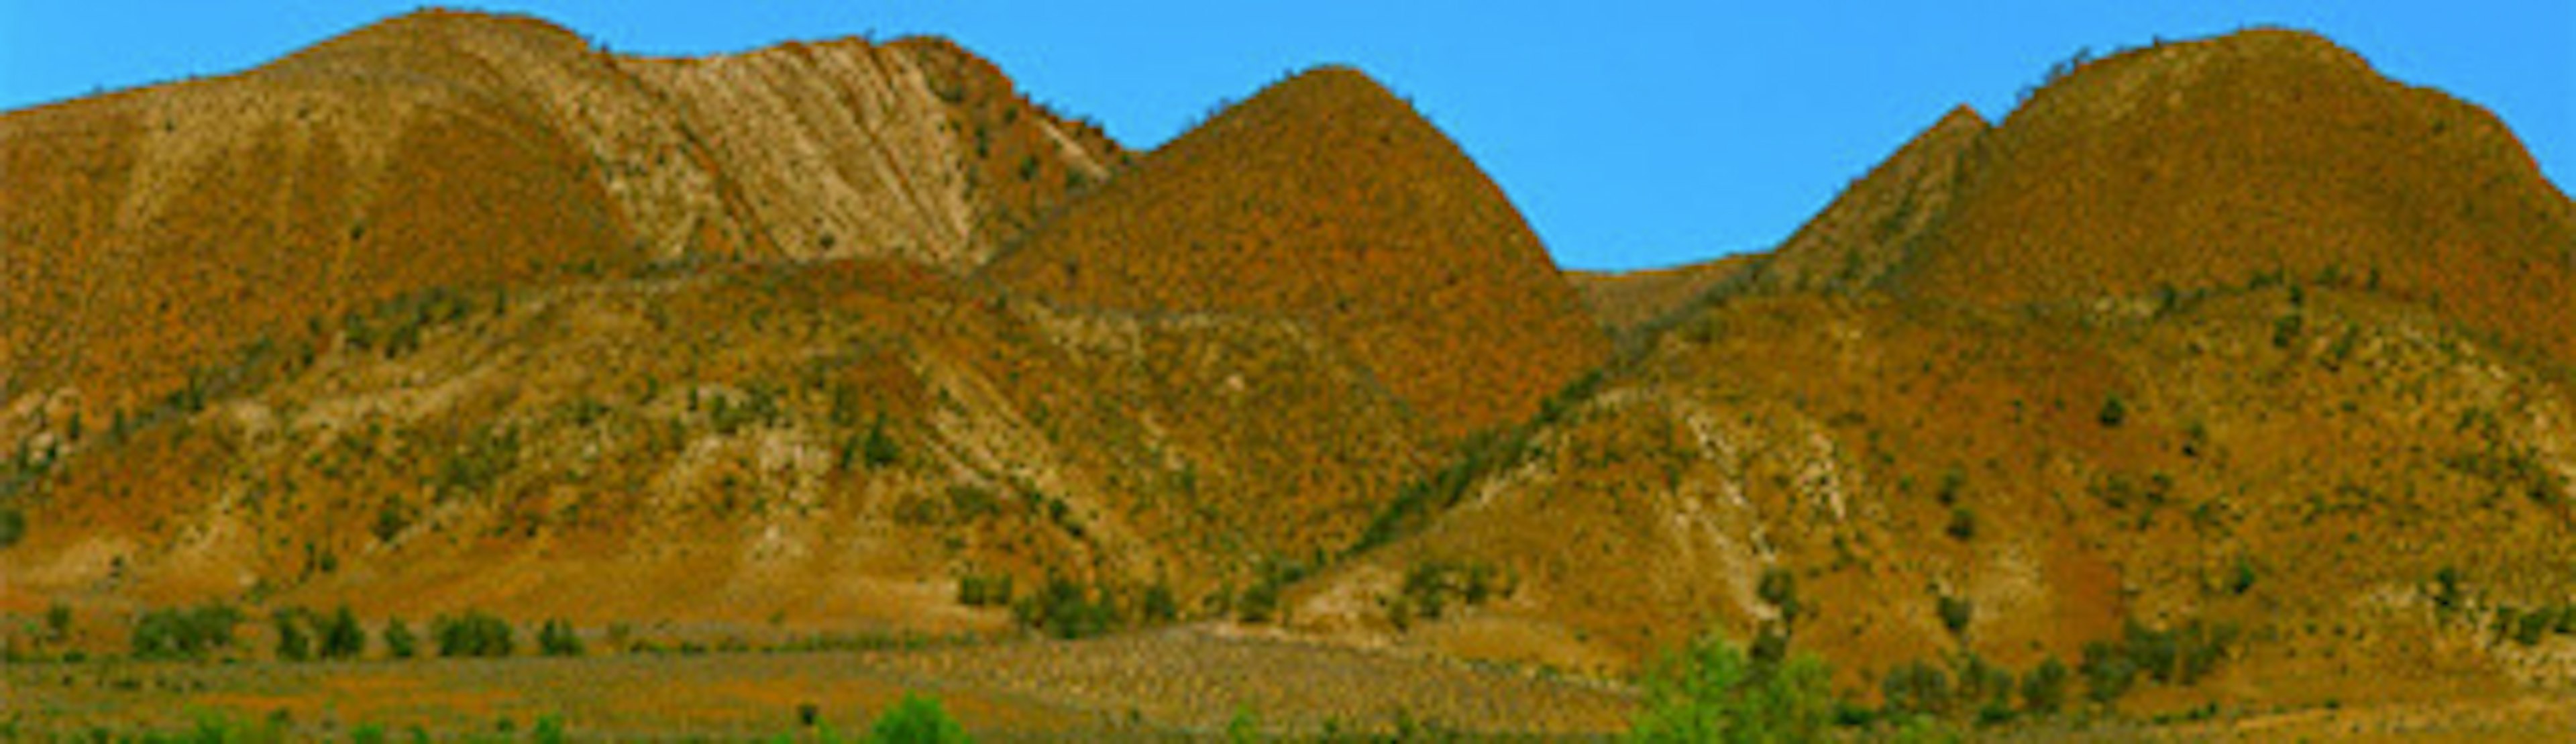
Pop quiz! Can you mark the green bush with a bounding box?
[2098,394,2127,427]
[131,602,243,660]
[321,606,366,659]
[2079,640,2137,704]
[2431,566,2465,613]
[538,619,584,657]
[1756,568,1800,623]
[0,504,23,549]
[433,610,515,658]
[957,574,1014,608]
[1937,596,1973,635]
[1140,582,1181,623]
[273,608,314,661]
[1629,633,1834,743]
[1389,559,1502,627]
[1945,507,1976,541]
[46,602,73,643]
[1012,577,1117,640]
[2020,657,2070,714]
[1880,661,1951,719]
[383,619,419,659]
[862,415,902,468]
[871,692,971,743]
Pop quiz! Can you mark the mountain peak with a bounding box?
[1896,26,2574,358]
[989,65,1608,435]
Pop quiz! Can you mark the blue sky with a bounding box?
[4,2,2569,271]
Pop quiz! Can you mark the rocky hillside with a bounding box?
[0,9,1121,443]
[0,13,1588,645]
[1299,28,2576,714]
[987,66,1608,437]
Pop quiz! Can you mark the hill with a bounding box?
[987,66,1609,436]
[1297,28,2576,716]
[1894,30,2575,359]
[0,9,1121,451]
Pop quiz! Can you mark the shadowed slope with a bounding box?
[988,66,1608,436]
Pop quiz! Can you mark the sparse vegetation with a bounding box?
[957,573,1015,608]
[538,619,584,657]
[433,610,516,658]
[1386,559,1503,629]
[130,602,244,660]
[1012,576,1119,640]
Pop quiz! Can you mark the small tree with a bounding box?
[321,606,366,659]
[1629,633,1833,743]
[870,692,970,743]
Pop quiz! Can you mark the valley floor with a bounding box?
[2,625,1635,739]
[8,624,2574,740]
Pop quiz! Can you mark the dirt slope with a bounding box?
[0,9,1120,445]
[2,258,1433,632]
[987,66,1609,437]
[1748,105,1988,295]
[1895,30,2576,359]
[1566,256,1758,339]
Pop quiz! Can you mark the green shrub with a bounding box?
[1937,596,1973,635]
[538,619,584,657]
[1629,633,1834,743]
[1880,661,1951,719]
[383,619,418,659]
[2431,566,2465,613]
[2513,607,2552,647]
[1945,508,1976,541]
[2098,394,2127,428]
[0,504,23,549]
[45,602,72,643]
[273,608,314,661]
[862,415,902,468]
[2226,556,2259,596]
[1389,559,1503,627]
[1756,568,1800,623]
[2079,640,2137,704]
[131,602,243,659]
[871,692,971,743]
[321,606,366,659]
[2020,657,2070,714]
[433,610,515,658]
[1140,582,1181,623]
[1226,708,1262,743]
[1236,556,1310,625]
[1012,577,1117,640]
[957,574,1014,608]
